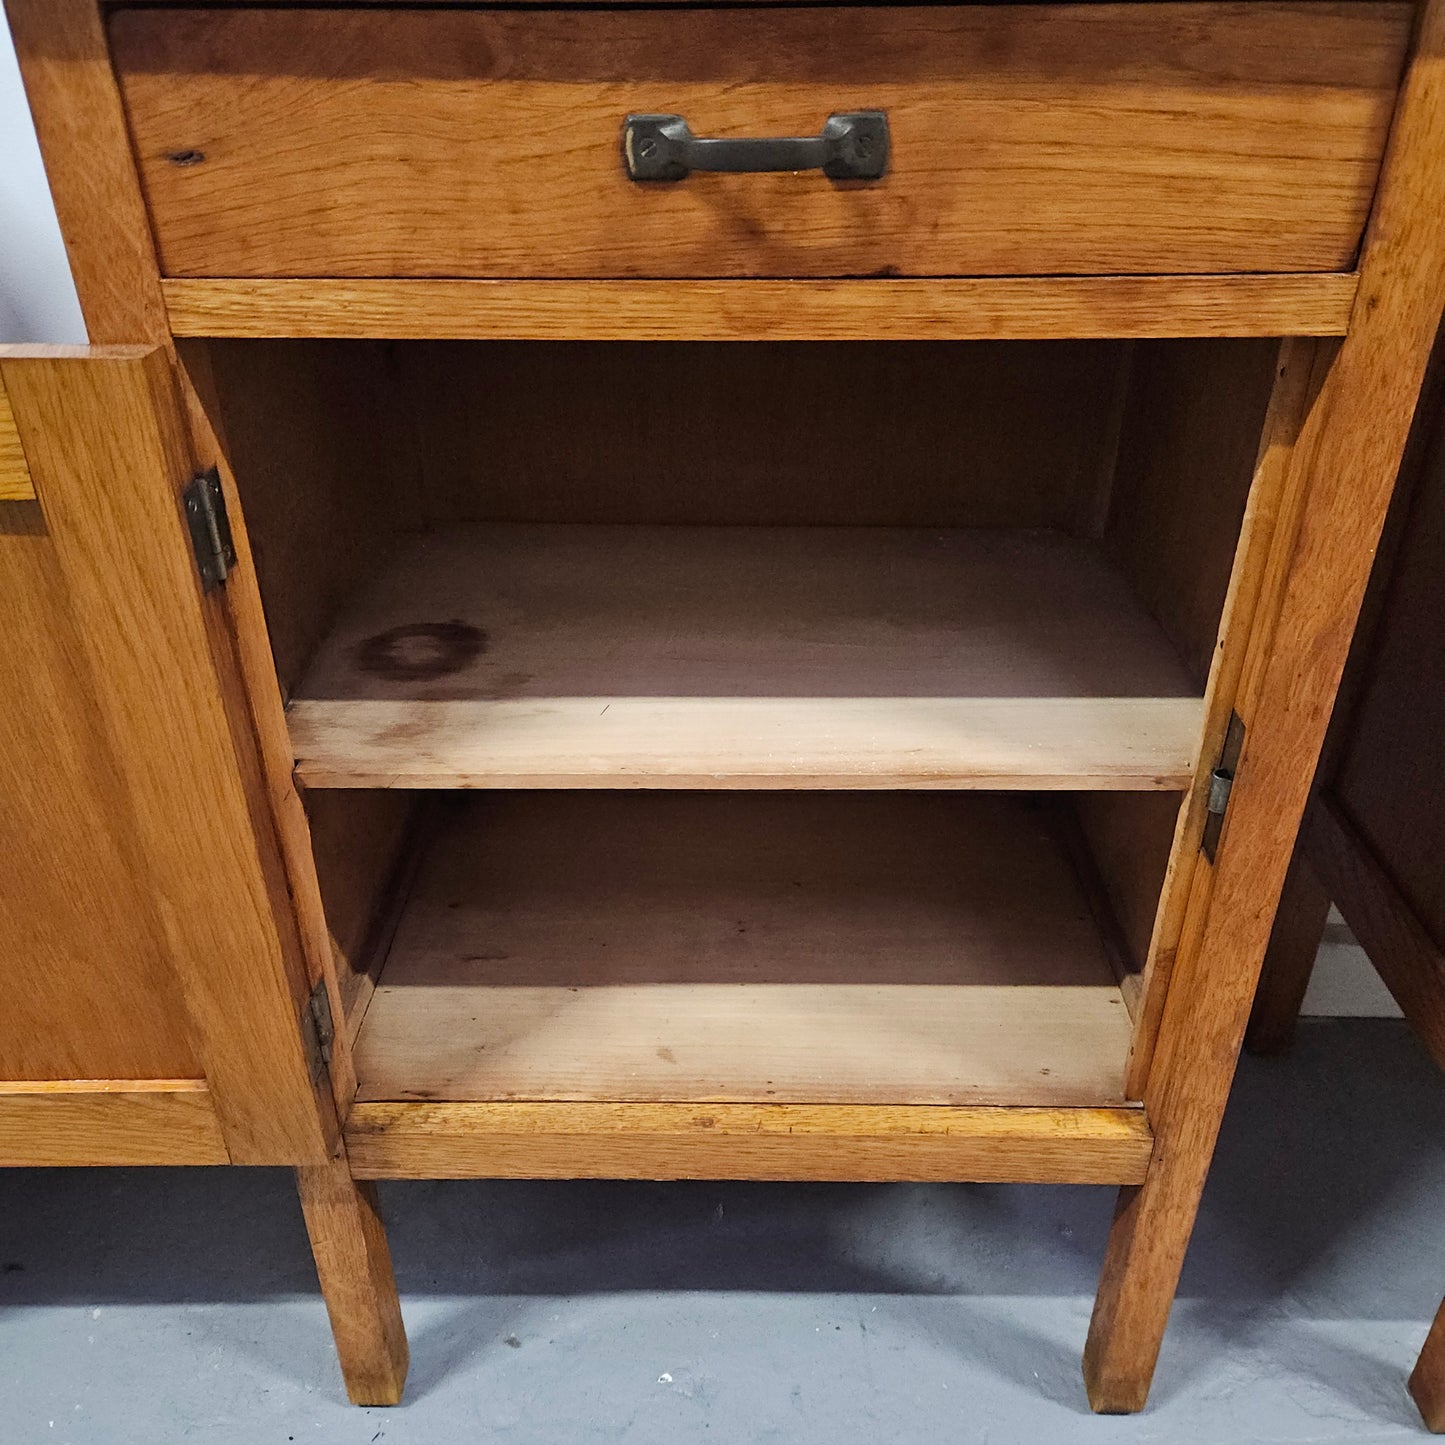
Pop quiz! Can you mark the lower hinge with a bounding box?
[183,466,237,593]
[303,976,336,1085]
[1200,711,1245,863]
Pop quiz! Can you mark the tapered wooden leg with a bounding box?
[296,1155,409,1405]
[1084,835,1287,1411]
[1245,841,1331,1056]
[1411,1298,1445,1432]
[1083,1163,1210,1412]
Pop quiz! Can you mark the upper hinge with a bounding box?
[182,466,237,593]
[1200,711,1245,863]
[302,976,336,1086]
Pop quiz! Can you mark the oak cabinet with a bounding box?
[2,0,1443,1415]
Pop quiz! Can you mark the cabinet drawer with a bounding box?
[110,4,1410,281]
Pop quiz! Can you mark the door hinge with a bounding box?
[303,976,336,1085]
[183,466,237,593]
[1200,711,1245,863]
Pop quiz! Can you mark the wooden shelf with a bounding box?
[288,525,1202,790]
[350,792,1137,1109]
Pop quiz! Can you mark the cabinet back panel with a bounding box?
[406,341,1126,529]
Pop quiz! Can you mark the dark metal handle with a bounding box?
[623,112,889,182]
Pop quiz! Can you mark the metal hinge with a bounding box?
[183,467,237,593]
[302,976,336,1085]
[1200,711,1246,863]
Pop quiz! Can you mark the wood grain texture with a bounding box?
[1306,797,1445,1068]
[405,340,1124,531]
[0,1081,227,1166]
[289,525,1199,791]
[0,489,200,1080]
[168,344,359,1119]
[295,1156,409,1406]
[1122,337,1330,1096]
[0,381,34,501]
[345,1101,1153,1184]
[1244,841,1332,1055]
[295,698,1201,794]
[1085,0,1445,1410]
[352,793,1133,1107]
[111,4,1407,280]
[1082,338,1291,1012]
[4,0,168,341]
[161,275,1361,342]
[0,346,333,1162]
[1411,1298,1445,1433]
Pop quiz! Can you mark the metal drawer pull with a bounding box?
[623,111,889,182]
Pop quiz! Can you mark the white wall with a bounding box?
[0,14,86,344]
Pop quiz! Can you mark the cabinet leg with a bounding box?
[1411,1298,1445,1432]
[1084,900,1268,1410]
[296,1156,409,1406]
[1245,841,1331,1056]
[1082,1163,1201,1413]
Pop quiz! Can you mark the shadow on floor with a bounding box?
[1,1020,1439,1321]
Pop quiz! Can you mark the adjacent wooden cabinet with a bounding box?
[1248,324,1445,1430]
[2,0,1443,1415]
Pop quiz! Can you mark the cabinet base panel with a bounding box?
[0,1080,228,1166]
[344,1101,1152,1184]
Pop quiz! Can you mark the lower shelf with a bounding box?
[350,792,1138,1112]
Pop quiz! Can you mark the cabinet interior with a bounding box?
[187,336,1283,1108]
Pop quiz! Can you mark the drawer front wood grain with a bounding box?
[110,4,1410,280]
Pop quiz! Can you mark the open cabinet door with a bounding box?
[0,345,335,1165]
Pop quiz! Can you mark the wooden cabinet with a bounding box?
[2,0,1443,1416]
[1247,325,1445,1430]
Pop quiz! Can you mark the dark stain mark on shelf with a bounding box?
[356,621,487,682]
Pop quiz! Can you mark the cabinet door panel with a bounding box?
[0,382,197,1079]
[0,346,332,1163]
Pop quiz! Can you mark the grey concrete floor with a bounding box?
[1,1019,1441,1444]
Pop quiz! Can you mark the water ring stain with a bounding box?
[355,621,486,682]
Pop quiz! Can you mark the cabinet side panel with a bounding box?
[1072,792,1181,997]
[1104,338,1283,688]
[201,340,417,695]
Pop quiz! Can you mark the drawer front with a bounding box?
[111,4,1410,281]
